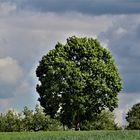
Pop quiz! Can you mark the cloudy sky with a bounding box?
[0,0,140,126]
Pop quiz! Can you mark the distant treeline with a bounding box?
[0,103,139,132]
[0,104,122,132]
[0,105,61,132]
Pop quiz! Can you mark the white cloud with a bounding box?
[0,57,23,84]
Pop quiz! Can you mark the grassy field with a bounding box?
[0,131,140,140]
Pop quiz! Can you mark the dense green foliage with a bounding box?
[0,105,61,132]
[81,110,117,130]
[36,36,122,129]
[0,131,140,140]
[126,102,140,130]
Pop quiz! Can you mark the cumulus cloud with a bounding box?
[0,57,23,99]
[99,15,140,92]
[0,11,113,68]
[0,57,23,84]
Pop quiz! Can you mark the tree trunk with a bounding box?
[75,122,80,131]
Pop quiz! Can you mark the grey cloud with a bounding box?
[1,0,140,15]
[99,15,140,92]
[0,12,112,70]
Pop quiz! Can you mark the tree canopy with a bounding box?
[36,36,122,129]
[126,102,140,130]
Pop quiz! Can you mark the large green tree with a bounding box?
[36,36,122,130]
[126,102,140,130]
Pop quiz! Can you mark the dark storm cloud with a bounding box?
[1,0,140,15]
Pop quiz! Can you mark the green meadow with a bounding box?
[0,131,140,140]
